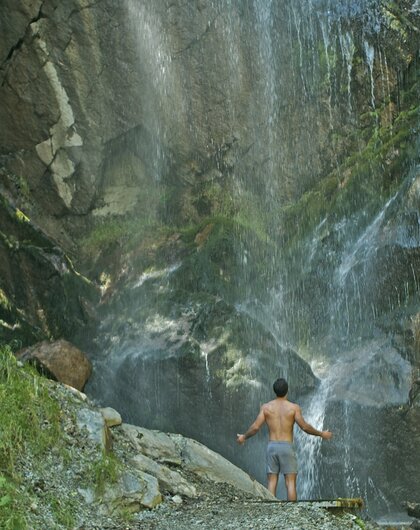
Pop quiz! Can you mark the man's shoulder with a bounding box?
[287,400,300,412]
[262,399,298,410]
[261,400,275,412]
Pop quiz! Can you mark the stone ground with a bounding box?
[91,480,380,530]
[133,502,374,530]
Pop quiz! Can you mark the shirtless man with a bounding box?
[236,378,333,500]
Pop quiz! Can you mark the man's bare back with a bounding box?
[236,378,332,500]
[262,398,297,442]
[237,396,332,444]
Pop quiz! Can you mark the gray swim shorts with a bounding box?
[266,441,298,475]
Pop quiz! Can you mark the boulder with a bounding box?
[120,424,181,465]
[121,423,272,499]
[63,384,87,401]
[100,407,122,427]
[100,471,162,513]
[16,339,92,390]
[76,408,111,451]
[169,434,274,500]
[131,453,196,498]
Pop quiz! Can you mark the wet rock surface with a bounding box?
[87,281,319,484]
[0,195,98,348]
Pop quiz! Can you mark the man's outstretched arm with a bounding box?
[295,405,333,439]
[237,406,266,444]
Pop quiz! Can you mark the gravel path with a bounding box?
[121,482,379,530]
[137,501,371,529]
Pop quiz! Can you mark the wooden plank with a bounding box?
[300,498,364,510]
[247,498,364,510]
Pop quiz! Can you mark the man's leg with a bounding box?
[284,473,297,501]
[267,473,279,496]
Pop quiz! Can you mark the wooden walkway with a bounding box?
[295,498,364,511]
[249,498,364,511]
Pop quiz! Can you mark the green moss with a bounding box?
[0,289,12,312]
[279,99,419,248]
[198,181,236,218]
[15,209,30,224]
[381,1,416,41]
[80,216,167,259]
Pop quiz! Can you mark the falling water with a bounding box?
[339,30,355,112]
[297,370,331,499]
[319,17,334,127]
[125,1,174,181]
[86,0,420,519]
[364,39,376,111]
[337,193,397,287]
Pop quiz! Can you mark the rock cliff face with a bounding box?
[3,0,418,240]
[1,0,420,518]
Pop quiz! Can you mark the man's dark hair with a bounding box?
[273,378,288,397]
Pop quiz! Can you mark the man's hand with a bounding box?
[236,434,246,445]
[321,430,333,440]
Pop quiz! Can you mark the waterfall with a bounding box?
[339,30,355,113]
[126,1,173,181]
[337,193,397,286]
[85,0,420,520]
[297,371,331,499]
[364,40,376,111]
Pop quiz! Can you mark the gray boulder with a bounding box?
[100,407,122,427]
[121,424,182,465]
[131,453,196,498]
[100,471,162,513]
[169,433,274,500]
[76,408,110,451]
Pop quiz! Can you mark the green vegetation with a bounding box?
[0,288,12,312]
[0,345,62,528]
[0,346,62,477]
[0,345,122,529]
[15,208,30,224]
[279,99,420,249]
[45,493,77,528]
[354,516,366,529]
[80,216,166,259]
[89,452,121,496]
[0,475,27,530]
